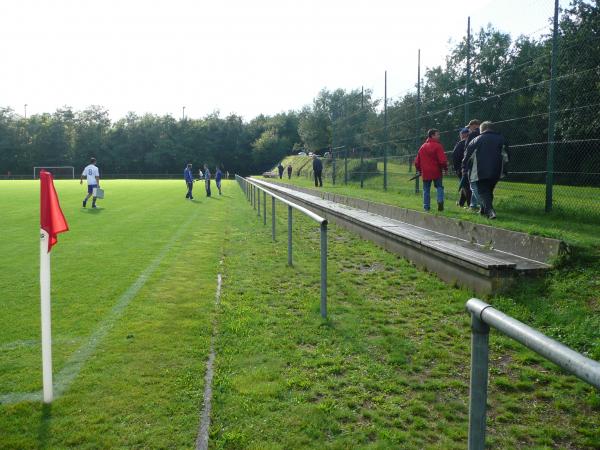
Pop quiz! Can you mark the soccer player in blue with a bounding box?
[184,163,194,199]
[215,167,223,195]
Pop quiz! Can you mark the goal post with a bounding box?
[33,166,75,179]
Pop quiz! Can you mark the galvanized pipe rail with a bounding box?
[466,298,600,450]
[236,175,328,318]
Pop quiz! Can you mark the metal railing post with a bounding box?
[257,187,261,216]
[263,191,266,224]
[287,205,292,266]
[320,222,328,318]
[272,196,276,241]
[468,311,490,450]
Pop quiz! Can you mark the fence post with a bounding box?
[465,17,471,124]
[468,311,490,450]
[545,0,559,212]
[320,222,328,318]
[272,196,276,241]
[263,191,266,225]
[257,186,261,216]
[415,49,421,195]
[384,70,388,191]
[360,148,364,188]
[287,205,293,266]
[344,148,348,185]
[332,149,337,185]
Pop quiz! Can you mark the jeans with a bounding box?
[422,178,444,211]
[469,181,480,208]
[476,179,498,215]
[186,181,193,198]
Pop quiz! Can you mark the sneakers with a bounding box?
[438,202,444,212]
[92,203,97,208]
[83,200,87,208]
[488,209,497,219]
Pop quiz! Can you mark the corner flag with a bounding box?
[39,170,69,403]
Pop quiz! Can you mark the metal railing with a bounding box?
[236,175,329,318]
[466,298,600,450]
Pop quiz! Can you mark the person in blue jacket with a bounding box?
[215,167,223,195]
[184,163,194,199]
[204,164,212,197]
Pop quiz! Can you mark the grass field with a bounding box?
[1,178,599,448]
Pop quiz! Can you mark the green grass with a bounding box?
[1,178,598,448]
[0,179,231,448]
[211,193,600,448]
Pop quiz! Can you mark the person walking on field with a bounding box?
[287,164,292,179]
[204,164,212,197]
[415,129,448,212]
[463,119,481,210]
[462,121,507,219]
[215,166,223,195]
[184,163,194,200]
[312,154,323,187]
[452,127,471,207]
[277,162,284,179]
[80,157,100,208]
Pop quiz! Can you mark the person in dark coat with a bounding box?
[462,121,506,219]
[464,119,481,210]
[452,127,471,207]
[287,164,292,179]
[415,129,448,211]
[312,155,323,187]
[277,163,284,179]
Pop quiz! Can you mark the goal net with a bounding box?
[33,166,75,179]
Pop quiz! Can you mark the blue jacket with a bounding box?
[184,167,194,182]
[215,169,222,182]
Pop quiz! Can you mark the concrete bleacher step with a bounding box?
[249,178,564,294]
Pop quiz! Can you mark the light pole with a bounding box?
[182,106,186,120]
[24,104,27,120]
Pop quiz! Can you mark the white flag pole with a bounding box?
[40,229,53,403]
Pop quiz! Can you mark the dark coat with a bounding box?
[462,130,506,182]
[313,157,323,172]
[451,139,467,175]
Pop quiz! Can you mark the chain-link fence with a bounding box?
[295,1,600,221]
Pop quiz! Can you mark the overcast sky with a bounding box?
[0,0,563,121]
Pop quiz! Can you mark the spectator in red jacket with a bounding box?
[415,129,448,211]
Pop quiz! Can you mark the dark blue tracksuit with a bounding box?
[184,167,194,199]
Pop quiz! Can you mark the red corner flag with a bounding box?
[40,170,69,252]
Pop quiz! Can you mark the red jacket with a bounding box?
[415,137,448,181]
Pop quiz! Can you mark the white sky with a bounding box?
[0,0,563,121]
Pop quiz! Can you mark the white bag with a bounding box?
[92,187,104,199]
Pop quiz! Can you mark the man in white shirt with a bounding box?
[80,157,100,208]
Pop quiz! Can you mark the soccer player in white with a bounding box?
[80,157,100,208]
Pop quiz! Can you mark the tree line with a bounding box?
[1,0,597,178]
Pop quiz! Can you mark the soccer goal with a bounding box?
[33,166,75,179]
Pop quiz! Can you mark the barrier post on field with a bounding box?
[271,196,276,241]
[466,298,600,450]
[263,191,267,224]
[468,307,490,450]
[257,186,261,216]
[238,176,329,318]
[288,205,293,266]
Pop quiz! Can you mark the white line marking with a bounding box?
[0,211,200,405]
[196,273,222,450]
